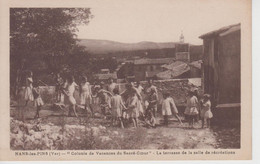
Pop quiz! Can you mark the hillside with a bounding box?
[78,39,176,54]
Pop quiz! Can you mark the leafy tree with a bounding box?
[10,8,92,96]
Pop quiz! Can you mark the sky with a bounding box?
[76,0,248,45]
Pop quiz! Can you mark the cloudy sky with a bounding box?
[76,0,248,45]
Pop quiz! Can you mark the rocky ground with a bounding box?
[10,102,240,150]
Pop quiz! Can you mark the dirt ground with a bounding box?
[10,101,240,150]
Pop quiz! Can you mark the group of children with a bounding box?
[184,90,213,128]
[23,71,213,129]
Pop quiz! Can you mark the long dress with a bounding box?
[136,86,144,115]
[162,97,178,116]
[111,95,125,118]
[64,82,78,105]
[24,77,34,101]
[80,82,92,105]
[126,95,139,118]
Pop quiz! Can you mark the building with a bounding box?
[133,58,175,81]
[199,23,240,111]
[94,69,118,82]
[175,32,190,62]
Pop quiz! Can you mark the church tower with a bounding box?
[175,31,190,62]
[179,31,185,43]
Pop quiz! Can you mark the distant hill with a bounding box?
[78,39,177,54]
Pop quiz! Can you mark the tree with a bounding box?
[10,8,93,96]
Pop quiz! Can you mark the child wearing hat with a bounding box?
[184,90,199,128]
[200,94,213,128]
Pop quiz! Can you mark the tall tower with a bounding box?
[175,31,190,62]
[179,31,184,43]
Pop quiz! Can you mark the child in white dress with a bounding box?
[24,71,34,106]
[80,76,93,116]
[63,76,79,117]
[126,91,139,128]
[200,94,213,128]
[162,92,183,126]
[110,88,126,128]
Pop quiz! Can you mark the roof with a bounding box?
[95,73,117,80]
[134,58,175,65]
[189,60,202,69]
[156,61,190,79]
[199,23,240,39]
[161,61,187,70]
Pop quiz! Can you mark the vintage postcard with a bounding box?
[0,0,251,161]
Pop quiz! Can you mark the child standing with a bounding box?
[79,76,93,116]
[200,94,213,128]
[55,73,64,103]
[147,87,158,124]
[96,82,113,119]
[126,90,139,128]
[110,88,127,128]
[32,82,44,119]
[63,76,79,117]
[162,92,183,126]
[24,71,34,106]
[184,91,199,128]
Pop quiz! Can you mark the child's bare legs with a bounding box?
[68,105,78,117]
[72,104,78,117]
[101,106,106,119]
[135,117,139,127]
[89,104,94,116]
[201,118,205,128]
[188,115,192,127]
[34,106,41,118]
[174,114,183,124]
[206,118,211,128]
[164,115,168,126]
[191,116,195,128]
[119,117,124,128]
[24,100,29,107]
[132,118,137,128]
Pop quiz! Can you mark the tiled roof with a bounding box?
[157,61,190,79]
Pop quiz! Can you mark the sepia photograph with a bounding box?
[0,0,252,161]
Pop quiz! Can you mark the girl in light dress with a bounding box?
[32,82,44,118]
[161,92,183,126]
[63,76,79,117]
[110,88,127,128]
[24,71,34,106]
[200,94,213,128]
[79,76,93,116]
[135,81,145,119]
[126,90,139,128]
[184,91,199,128]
